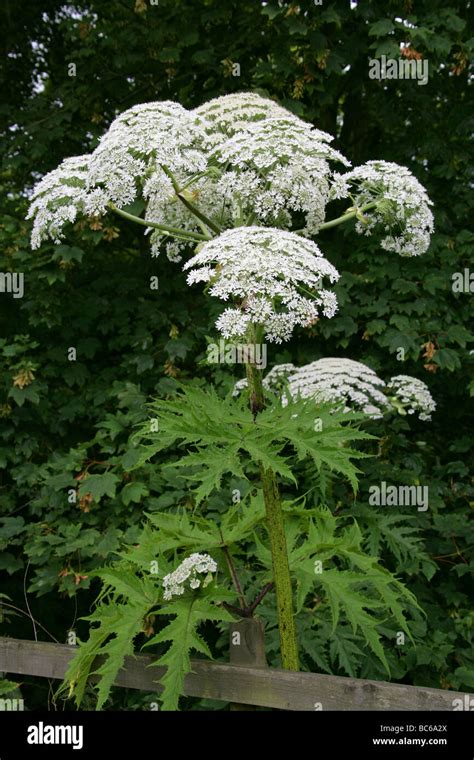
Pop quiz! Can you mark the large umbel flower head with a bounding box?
[183,227,340,344]
[27,101,208,250]
[26,94,434,262]
[286,358,390,418]
[210,117,350,235]
[233,358,436,421]
[193,92,351,236]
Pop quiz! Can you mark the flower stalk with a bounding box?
[245,352,299,671]
[108,203,212,242]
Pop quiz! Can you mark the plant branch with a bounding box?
[108,203,212,242]
[221,539,246,609]
[160,165,223,234]
[247,582,274,615]
[221,582,274,618]
[317,202,377,231]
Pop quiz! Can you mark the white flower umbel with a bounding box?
[27,155,90,249]
[330,160,434,256]
[211,118,350,234]
[263,362,297,389]
[87,101,208,212]
[387,375,436,421]
[286,357,391,418]
[183,227,340,344]
[27,101,209,249]
[193,94,351,238]
[162,553,217,601]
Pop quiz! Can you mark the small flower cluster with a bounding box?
[330,160,434,256]
[88,101,207,213]
[183,227,340,343]
[387,375,436,421]
[286,358,390,418]
[162,553,217,601]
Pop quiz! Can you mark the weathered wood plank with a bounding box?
[229,617,267,710]
[0,637,469,711]
[229,618,267,668]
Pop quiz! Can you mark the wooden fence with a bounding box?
[0,621,469,711]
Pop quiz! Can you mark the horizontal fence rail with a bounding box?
[0,635,470,711]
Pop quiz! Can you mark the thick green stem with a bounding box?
[245,359,300,671]
[317,209,359,231]
[292,202,378,236]
[317,202,377,231]
[108,203,211,242]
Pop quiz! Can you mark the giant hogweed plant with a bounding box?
[28,93,435,709]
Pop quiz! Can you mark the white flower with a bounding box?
[183,227,340,344]
[236,359,436,422]
[285,357,391,418]
[26,155,90,249]
[162,553,217,601]
[232,377,249,397]
[263,363,297,389]
[193,93,350,235]
[27,97,434,264]
[330,160,434,256]
[387,375,436,421]
[213,117,348,170]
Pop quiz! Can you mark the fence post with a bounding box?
[229,617,267,710]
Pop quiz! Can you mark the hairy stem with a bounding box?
[245,357,300,671]
[108,203,211,241]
